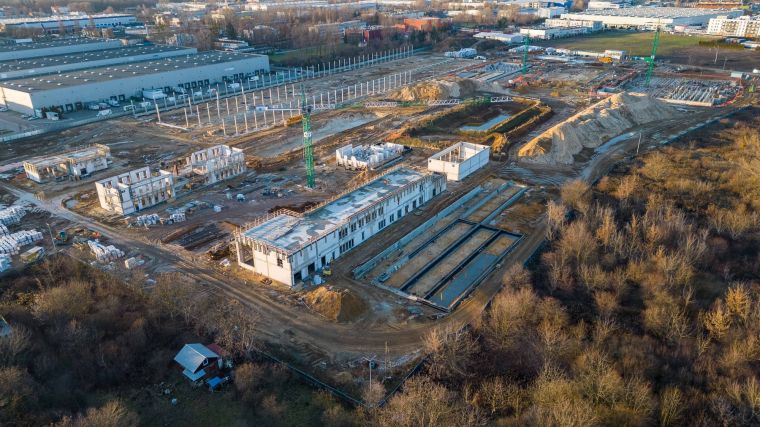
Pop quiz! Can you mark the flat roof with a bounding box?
[0,13,134,25]
[0,44,194,75]
[564,7,741,18]
[24,144,109,168]
[0,38,117,53]
[0,51,267,92]
[242,168,427,253]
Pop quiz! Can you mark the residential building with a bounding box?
[707,15,760,37]
[185,145,246,185]
[95,166,176,215]
[236,167,447,286]
[23,144,111,183]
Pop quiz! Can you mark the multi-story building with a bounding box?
[95,167,176,215]
[185,145,246,185]
[23,144,111,183]
[235,167,447,286]
[707,15,760,37]
[560,8,743,29]
[520,26,592,39]
[545,18,603,31]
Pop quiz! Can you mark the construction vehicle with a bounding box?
[322,263,332,276]
[599,57,614,64]
[54,230,69,246]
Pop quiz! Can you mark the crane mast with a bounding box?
[299,84,315,188]
[645,24,660,86]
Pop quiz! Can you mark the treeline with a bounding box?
[368,115,760,426]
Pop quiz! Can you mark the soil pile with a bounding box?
[518,93,678,165]
[390,80,476,101]
[303,286,367,323]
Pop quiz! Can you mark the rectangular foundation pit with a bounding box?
[382,221,473,289]
[428,233,518,309]
[466,185,521,223]
[405,227,496,297]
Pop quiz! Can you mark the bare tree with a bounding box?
[423,323,479,381]
[55,400,138,427]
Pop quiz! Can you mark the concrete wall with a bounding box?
[0,55,270,115]
[428,142,490,181]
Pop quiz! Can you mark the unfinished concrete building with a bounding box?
[185,145,246,185]
[236,167,447,287]
[335,142,404,170]
[428,142,490,181]
[95,166,176,215]
[23,144,111,183]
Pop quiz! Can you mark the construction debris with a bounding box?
[390,79,476,101]
[303,286,367,323]
[518,92,678,165]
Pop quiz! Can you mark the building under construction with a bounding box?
[184,144,246,185]
[428,142,490,181]
[95,166,176,215]
[23,144,112,183]
[235,167,447,286]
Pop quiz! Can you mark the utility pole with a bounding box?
[636,131,642,155]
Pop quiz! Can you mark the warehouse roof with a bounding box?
[0,45,195,75]
[0,13,134,25]
[564,7,742,18]
[0,51,267,92]
[242,168,428,254]
[0,38,117,53]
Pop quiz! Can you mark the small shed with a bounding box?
[174,343,220,382]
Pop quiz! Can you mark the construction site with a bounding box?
[0,31,756,402]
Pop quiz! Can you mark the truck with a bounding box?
[142,89,167,100]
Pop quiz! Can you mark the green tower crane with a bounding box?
[522,35,530,75]
[645,25,660,86]
[299,84,315,188]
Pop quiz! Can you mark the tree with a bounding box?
[0,366,36,423]
[423,324,478,381]
[55,400,138,427]
[560,179,591,215]
[226,21,237,40]
[0,324,31,367]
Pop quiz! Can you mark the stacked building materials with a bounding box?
[0,224,9,236]
[168,212,186,223]
[0,254,11,272]
[87,240,125,262]
[135,213,161,226]
[0,229,44,255]
[0,206,25,226]
[124,257,145,269]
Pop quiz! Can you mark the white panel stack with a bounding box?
[135,213,161,226]
[0,229,44,255]
[0,206,26,226]
[168,212,186,223]
[0,254,11,272]
[87,240,125,262]
[0,224,8,236]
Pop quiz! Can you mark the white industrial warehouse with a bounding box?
[0,38,123,61]
[0,45,197,80]
[236,167,447,286]
[428,142,490,181]
[0,51,270,115]
[0,13,137,34]
[96,167,176,215]
[560,7,743,29]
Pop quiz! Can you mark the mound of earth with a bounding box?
[390,79,476,101]
[518,92,678,165]
[303,286,367,323]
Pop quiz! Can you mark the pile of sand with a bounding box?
[518,92,678,165]
[303,286,367,323]
[390,79,476,101]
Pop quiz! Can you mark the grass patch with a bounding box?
[536,31,721,57]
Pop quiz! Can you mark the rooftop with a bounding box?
[0,51,267,92]
[0,13,135,25]
[24,144,110,169]
[0,38,118,53]
[565,7,742,18]
[174,343,219,373]
[0,44,195,75]
[242,168,427,254]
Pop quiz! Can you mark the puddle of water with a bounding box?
[460,114,510,132]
